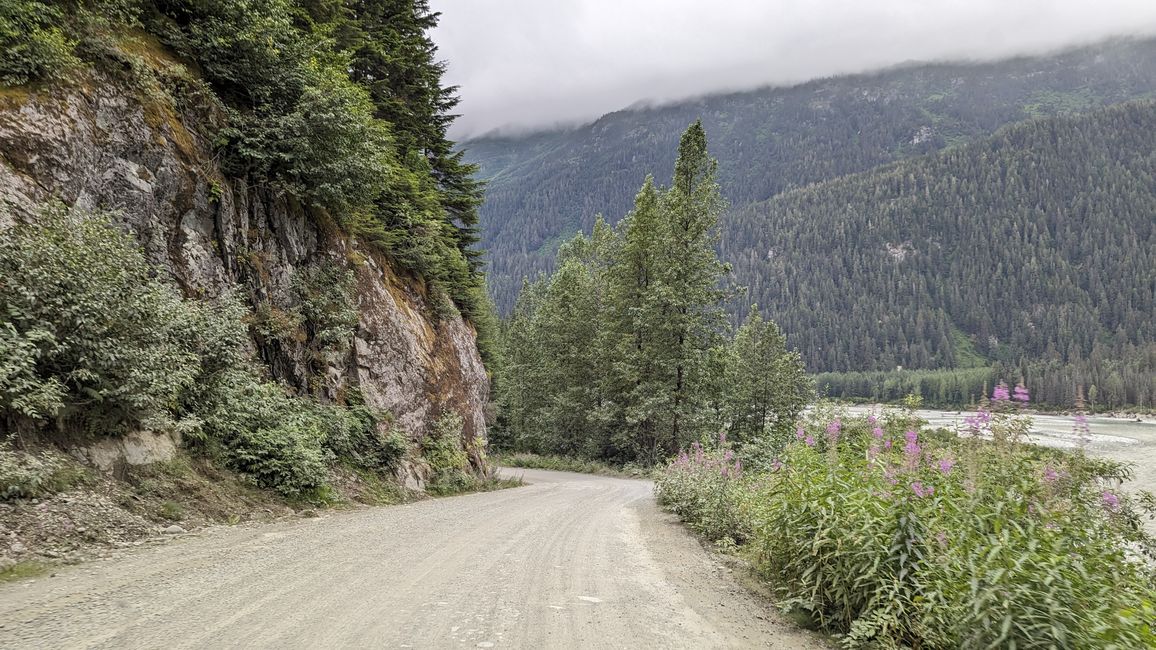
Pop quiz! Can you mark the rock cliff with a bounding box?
[0,71,489,460]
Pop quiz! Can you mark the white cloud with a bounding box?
[430,0,1156,137]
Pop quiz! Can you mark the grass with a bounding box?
[158,500,184,521]
[0,561,48,584]
[426,471,524,497]
[493,452,652,479]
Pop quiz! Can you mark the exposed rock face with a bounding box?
[76,431,180,473]
[0,73,489,457]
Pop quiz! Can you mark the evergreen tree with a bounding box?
[338,0,484,265]
[652,120,729,453]
[495,122,812,463]
[723,309,811,450]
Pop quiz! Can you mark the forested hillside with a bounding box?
[466,38,1156,312]
[726,100,1156,407]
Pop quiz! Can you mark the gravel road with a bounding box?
[0,469,822,649]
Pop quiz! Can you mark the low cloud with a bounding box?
[431,0,1156,138]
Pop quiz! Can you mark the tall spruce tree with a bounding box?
[652,120,729,454]
[603,177,665,460]
[338,0,484,267]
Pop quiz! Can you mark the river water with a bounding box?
[841,405,1156,495]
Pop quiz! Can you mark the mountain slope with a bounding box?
[466,37,1156,311]
[724,100,1155,377]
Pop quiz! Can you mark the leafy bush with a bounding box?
[655,434,751,543]
[657,401,1156,648]
[292,264,359,353]
[0,0,79,86]
[0,204,199,435]
[0,204,400,498]
[322,392,408,472]
[423,412,469,476]
[0,441,89,500]
[191,370,329,497]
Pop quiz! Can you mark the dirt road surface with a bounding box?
[0,469,822,649]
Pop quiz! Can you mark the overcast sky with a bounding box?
[430,0,1156,138]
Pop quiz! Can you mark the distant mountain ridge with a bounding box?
[465,36,1156,314]
[723,99,1156,376]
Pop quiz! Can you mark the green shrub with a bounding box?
[321,395,407,472]
[292,264,359,352]
[0,204,401,498]
[191,369,329,497]
[422,411,475,494]
[423,412,468,474]
[654,435,751,543]
[0,204,199,435]
[0,0,79,86]
[0,441,89,500]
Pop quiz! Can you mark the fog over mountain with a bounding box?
[431,0,1156,137]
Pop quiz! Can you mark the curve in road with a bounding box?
[0,468,822,649]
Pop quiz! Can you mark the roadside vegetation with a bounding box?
[656,390,1156,648]
[494,453,651,479]
[0,207,501,517]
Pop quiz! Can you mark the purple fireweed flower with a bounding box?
[719,430,728,446]
[826,419,842,443]
[903,431,922,469]
[937,458,955,475]
[872,426,884,439]
[723,449,734,462]
[805,435,816,447]
[867,413,878,425]
[1043,466,1059,483]
[796,428,806,440]
[884,438,893,450]
[964,409,992,437]
[1102,491,1120,512]
[770,459,784,472]
[1073,413,1091,448]
[883,466,899,485]
[733,460,742,476]
[867,444,881,463]
[911,481,934,498]
[903,430,920,453]
[1013,383,1030,403]
[993,382,1011,402]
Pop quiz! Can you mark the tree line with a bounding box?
[724,101,1156,404]
[495,123,811,464]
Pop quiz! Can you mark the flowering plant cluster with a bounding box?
[656,432,753,543]
[656,396,1156,649]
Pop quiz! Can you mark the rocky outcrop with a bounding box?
[75,431,181,473]
[0,72,489,458]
